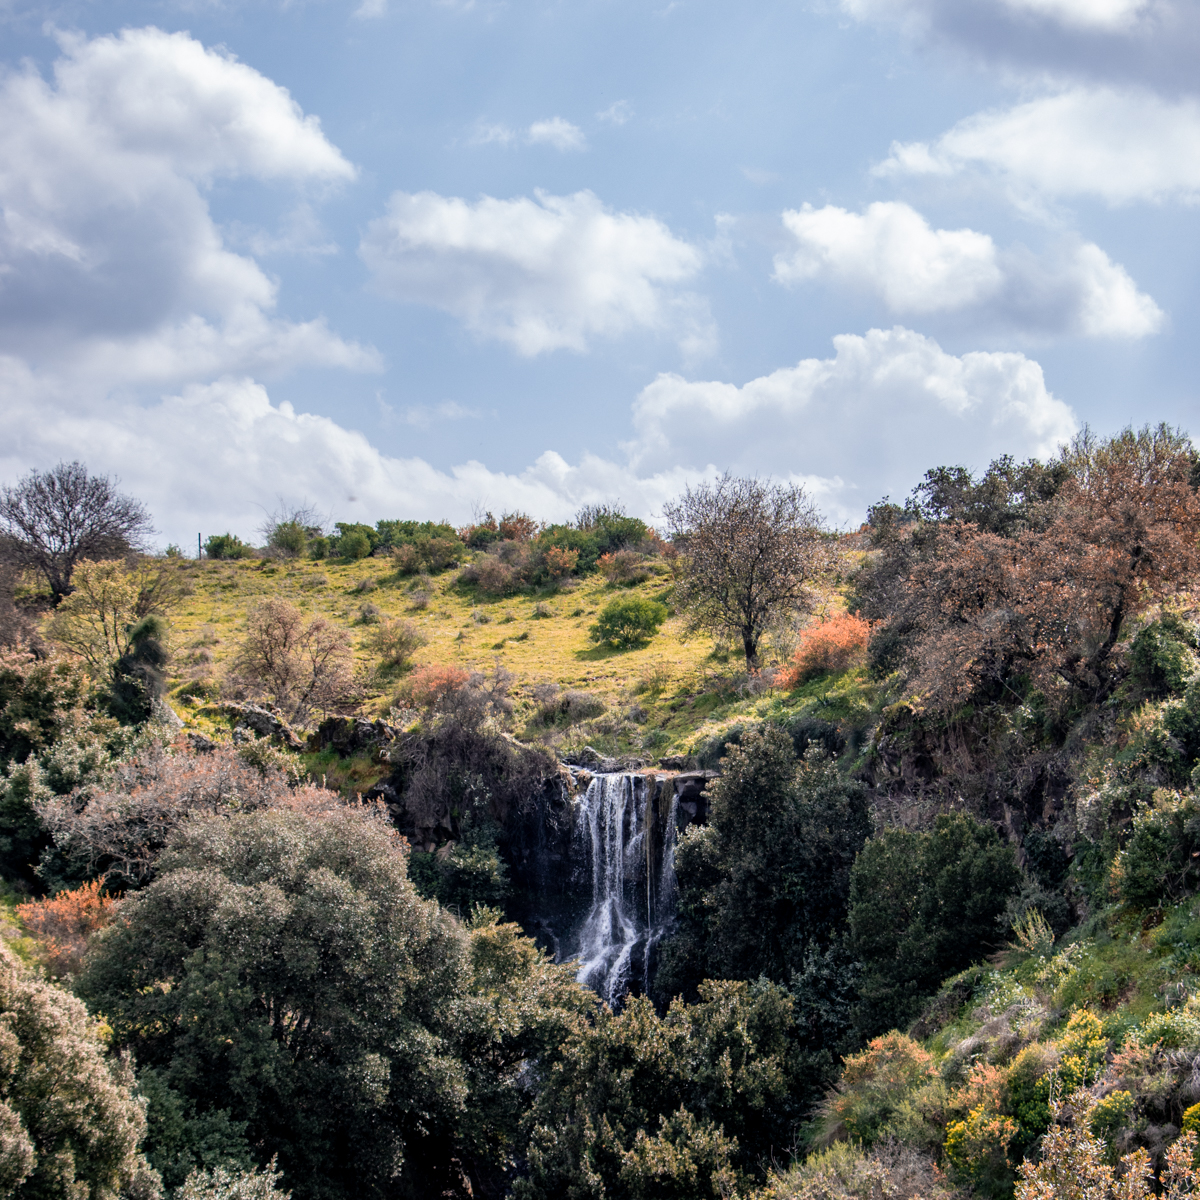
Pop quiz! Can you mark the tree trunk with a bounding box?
[742,629,759,670]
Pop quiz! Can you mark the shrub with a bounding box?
[778,613,872,687]
[229,598,354,722]
[204,534,254,561]
[542,546,579,580]
[17,879,115,977]
[398,664,470,710]
[596,549,651,585]
[0,940,160,1198]
[357,602,381,624]
[337,528,371,560]
[178,1161,291,1200]
[367,618,427,672]
[468,556,519,596]
[589,597,668,649]
[1130,613,1199,698]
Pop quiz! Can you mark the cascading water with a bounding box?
[571,773,680,1007]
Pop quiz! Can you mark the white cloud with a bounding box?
[626,327,1078,514]
[844,0,1151,33]
[999,0,1149,31]
[774,201,1163,338]
[839,0,1200,92]
[360,189,710,355]
[878,87,1200,204]
[0,326,1078,539]
[471,117,588,151]
[527,117,587,151]
[596,100,634,126]
[0,371,700,545]
[776,202,1002,313]
[0,27,372,388]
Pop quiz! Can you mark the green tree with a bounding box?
[659,724,871,993]
[849,812,1022,1036]
[514,980,800,1200]
[79,809,469,1200]
[0,941,160,1199]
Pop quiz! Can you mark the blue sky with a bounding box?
[1,0,1197,545]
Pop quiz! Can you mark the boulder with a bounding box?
[214,702,305,751]
[308,716,399,760]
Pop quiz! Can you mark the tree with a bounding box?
[229,598,354,722]
[860,426,1200,709]
[0,462,152,604]
[78,809,470,1200]
[663,475,829,668]
[514,981,801,1200]
[849,812,1022,1036]
[659,724,871,993]
[0,940,161,1199]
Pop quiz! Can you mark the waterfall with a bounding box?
[572,773,679,1006]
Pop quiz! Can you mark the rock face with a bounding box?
[307,716,399,760]
[214,702,305,751]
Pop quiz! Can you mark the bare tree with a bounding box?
[0,462,152,604]
[663,475,830,668]
[230,597,355,721]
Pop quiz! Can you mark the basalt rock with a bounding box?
[215,702,305,751]
[308,716,400,760]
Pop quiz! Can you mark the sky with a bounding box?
[1,0,1198,547]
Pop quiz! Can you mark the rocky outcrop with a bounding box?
[213,702,305,751]
[307,716,400,760]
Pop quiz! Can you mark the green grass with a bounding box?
[114,555,885,758]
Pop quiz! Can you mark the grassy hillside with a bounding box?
[160,552,876,768]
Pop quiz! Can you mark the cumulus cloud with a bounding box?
[0,370,702,546]
[626,326,1078,515]
[0,330,1075,542]
[0,27,372,387]
[877,87,1200,204]
[838,0,1200,89]
[774,201,1163,337]
[359,189,710,355]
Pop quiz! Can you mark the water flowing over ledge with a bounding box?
[572,773,680,1006]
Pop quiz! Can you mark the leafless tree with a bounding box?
[663,474,830,668]
[0,462,152,604]
[229,597,355,722]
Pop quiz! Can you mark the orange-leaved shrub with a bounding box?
[778,613,872,688]
[399,664,470,710]
[17,880,115,978]
[543,546,579,580]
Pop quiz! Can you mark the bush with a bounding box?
[596,549,651,585]
[17,879,115,977]
[1130,613,1199,698]
[589,597,668,648]
[0,940,160,1199]
[398,664,470,710]
[204,534,254,561]
[229,598,354,722]
[542,546,578,581]
[367,618,427,672]
[336,527,371,560]
[778,613,872,687]
[850,813,1022,1037]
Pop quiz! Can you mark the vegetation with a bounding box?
[1,431,1200,1199]
[0,461,153,604]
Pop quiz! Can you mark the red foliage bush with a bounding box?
[18,880,115,977]
[399,664,470,709]
[778,613,872,688]
[543,546,579,580]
